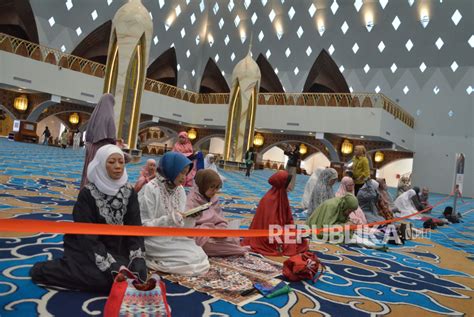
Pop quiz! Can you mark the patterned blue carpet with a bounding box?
[0,138,473,316]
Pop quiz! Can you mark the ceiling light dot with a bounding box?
[213,2,219,15]
[230,52,235,61]
[48,17,55,27]
[379,0,388,9]
[419,62,427,72]
[191,69,195,76]
[403,86,409,94]
[468,35,474,48]
[65,1,73,11]
[91,10,98,20]
[153,36,159,45]
[339,65,345,73]
[296,26,304,38]
[234,15,240,27]
[186,49,190,58]
[433,86,439,94]
[269,9,276,22]
[180,28,186,38]
[352,42,359,54]
[228,0,234,12]
[294,67,299,75]
[448,110,454,117]
[354,0,363,12]
[274,67,278,74]
[60,45,66,52]
[175,5,181,17]
[466,86,472,95]
[258,30,264,42]
[450,61,458,72]
[392,16,401,30]
[378,41,385,52]
[390,63,397,73]
[218,18,224,29]
[405,39,413,51]
[309,3,317,17]
[306,46,312,56]
[215,54,219,62]
[331,0,339,15]
[328,44,335,55]
[375,85,381,93]
[285,47,291,58]
[190,13,196,24]
[341,21,349,34]
[224,35,230,45]
[451,9,462,26]
[251,12,258,24]
[75,27,82,36]
[364,64,370,73]
[266,49,271,58]
[244,0,251,9]
[288,7,295,20]
[435,37,444,50]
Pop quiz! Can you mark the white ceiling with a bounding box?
[29,0,473,93]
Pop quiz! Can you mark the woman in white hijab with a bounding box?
[31,145,147,292]
[204,154,226,182]
[302,168,323,210]
[394,188,423,220]
[307,168,338,218]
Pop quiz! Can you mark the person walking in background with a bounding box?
[42,126,51,145]
[80,94,117,189]
[352,145,370,195]
[60,129,68,149]
[73,131,81,150]
[244,147,255,177]
[284,144,301,192]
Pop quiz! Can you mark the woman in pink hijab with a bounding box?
[336,176,367,225]
[134,159,156,193]
[173,132,196,186]
[186,169,247,256]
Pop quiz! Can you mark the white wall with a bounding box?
[377,158,413,188]
[301,153,331,174]
[209,137,224,154]
[262,147,286,164]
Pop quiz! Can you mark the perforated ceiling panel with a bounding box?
[29,0,473,96]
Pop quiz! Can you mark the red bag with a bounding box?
[104,267,171,317]
[283,252,325,282]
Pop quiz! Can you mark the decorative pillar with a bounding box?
[103,0,153,149]
[223,47,261,162]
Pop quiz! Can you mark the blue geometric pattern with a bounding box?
[0,138,473,316]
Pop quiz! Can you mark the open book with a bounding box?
[181,202,213,218]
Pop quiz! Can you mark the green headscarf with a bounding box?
[306,194,359,228]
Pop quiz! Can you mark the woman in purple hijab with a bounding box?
[80,93,117,188]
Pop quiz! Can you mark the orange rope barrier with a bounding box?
[0,192,455,238]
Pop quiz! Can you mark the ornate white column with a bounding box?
[103,0,153,149]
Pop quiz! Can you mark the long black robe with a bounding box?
[30,183,147,293]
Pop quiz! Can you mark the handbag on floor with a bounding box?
[283,251,325,282]
[104,267,171,317]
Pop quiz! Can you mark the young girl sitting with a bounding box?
[186,169,247,256]
[140,152,209,275]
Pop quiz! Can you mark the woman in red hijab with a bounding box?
[242,171,308,256]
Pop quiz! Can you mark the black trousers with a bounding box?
[245,163,252,177]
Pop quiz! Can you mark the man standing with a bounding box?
[42,126,51,145]
[284,144,300,191]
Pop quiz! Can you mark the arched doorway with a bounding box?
[377,158,413,188]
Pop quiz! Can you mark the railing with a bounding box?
[0,32,414,129]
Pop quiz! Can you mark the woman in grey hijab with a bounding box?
[357,179,386,223]
[80,93,117,188]
[307,168,338,218]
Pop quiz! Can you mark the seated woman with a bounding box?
[336,176,367,225]
[204,154,226,182]
[376,178,396,220]
[396,175,411,197]
[307,168,338,218]
[394,187,424,220]
[357,180,386,223]
[173,131,202,186]
[301,168,323,210]
[30,145,147,292]
[419,187,433,212]
[134,159,157,193]
[186,169,247,256]
[306,194,359,236]
[242,171,308,256]
[140,152,209,275]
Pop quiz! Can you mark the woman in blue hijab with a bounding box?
[139,152,210,275]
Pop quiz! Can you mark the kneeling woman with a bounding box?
[30,145,147,292]
[306,194,359,239]
[242,170,308,256]
[186,169,247,256]
[140,152,209,275]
